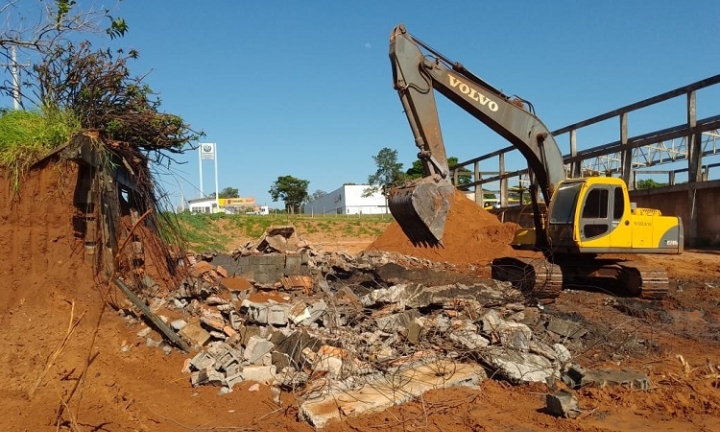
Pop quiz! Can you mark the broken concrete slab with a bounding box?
[546,316,587,339]
[497,321,532,352]
[576,368,650,390]
[299,359,486,429]
[483,347,555,383]
[361,281,515,310]
[449,330,490,350]
[374,309,422,332]
[375,262,491,286]
[289,299,328,326]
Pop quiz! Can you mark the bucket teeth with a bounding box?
[388,179,454,246]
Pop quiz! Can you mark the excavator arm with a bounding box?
[389,24,565,245]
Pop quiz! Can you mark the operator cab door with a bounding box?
[578,185,630,248]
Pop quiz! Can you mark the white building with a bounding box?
[304,185,389,215]
[187,197,220,214]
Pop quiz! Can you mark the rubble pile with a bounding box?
[119,227,636,428]
[230,225,312,256]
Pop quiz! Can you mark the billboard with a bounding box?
[200,142,216,160]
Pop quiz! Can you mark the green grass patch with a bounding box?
[0,108,81,189]
[175,213,395,252]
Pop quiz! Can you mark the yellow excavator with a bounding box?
[387,24,683,300]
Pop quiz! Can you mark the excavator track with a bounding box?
[492,257,670,301]
[617,261,670,300]
[491,257,564,301]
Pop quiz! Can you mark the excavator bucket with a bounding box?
[388,178,455,245]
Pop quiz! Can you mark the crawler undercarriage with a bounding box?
[491,256,669,301]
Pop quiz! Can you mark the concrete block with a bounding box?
[225,371,244,389]
[241,365,277,383]
[374,309,421,332]
[267,304,290,326]
[406,319,423,344]
[241,300,290,326]
[244,336,275,365]
[546,390,580,418]
[170,319,187,331]
[179,322,211,347]
[191,368,225,387]
[190,352,216,371]
[301,300,327,326]
[215,349,241,372]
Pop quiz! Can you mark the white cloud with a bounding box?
[364,42,372,49]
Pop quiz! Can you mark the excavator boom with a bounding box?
[388,24,564,245]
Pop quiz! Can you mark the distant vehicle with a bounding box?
[246,205,270,215]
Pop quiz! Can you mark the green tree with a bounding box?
[364,147,405,197]
[269,175,309,214]
[209,187,239,199]
[406,156,472,185]
[1,0,129,108]
[0,1,201,159]
[636,179,666,189]
[311,189,327,200]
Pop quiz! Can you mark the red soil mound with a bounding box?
[368,191,519,265]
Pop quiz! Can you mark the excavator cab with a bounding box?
[547,177,683,254]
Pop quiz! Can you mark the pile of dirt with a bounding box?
[368,190,519,265]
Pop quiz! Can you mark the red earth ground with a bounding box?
[2,165,720,431]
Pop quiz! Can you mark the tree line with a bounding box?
[265,147,475,213]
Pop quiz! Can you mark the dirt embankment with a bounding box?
[368,190,519,265]
[0,164,292,431]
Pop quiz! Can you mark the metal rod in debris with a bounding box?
[113,278,191,353]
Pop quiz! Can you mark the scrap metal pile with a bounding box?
[118,227,649,427]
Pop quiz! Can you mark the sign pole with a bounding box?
[198,146,204,197]
[214,144,219,211]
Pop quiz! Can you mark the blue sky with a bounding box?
[8,1,720,208]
